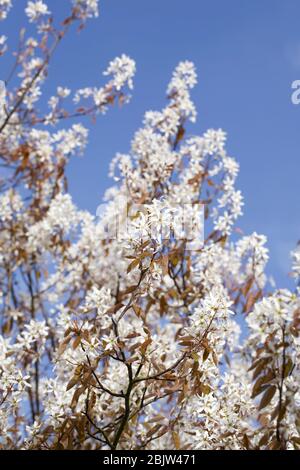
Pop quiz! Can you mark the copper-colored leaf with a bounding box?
[259,385,276,410]
[146,424,161,438]
[132,304,142,317]
[106,302,124,314]
[57,335,72,356]
[72,336,81,350]
[127,259,139,273]
[172,431,181,450]
[283,357,293,378]
[203,348,210,362]
[242,434,250,450]
[242,277,254,297]
[140,336,152,355]
[258,432,271,447]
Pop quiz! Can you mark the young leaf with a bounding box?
[259,385,276,410]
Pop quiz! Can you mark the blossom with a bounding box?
[292,244,300,280]
[104,54,136,91]
[0,0,12,20]
[73,55,135,113]
[57,86,71,98]
[0,79,6,124]
[203,129,227,155]
[72,0,99,20]
[25,1,50,23]
[0,35,7,55]
[166,61,197,122]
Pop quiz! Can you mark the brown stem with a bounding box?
[111,364,133,450]
[276,325,287,448]
[0,20,73,134]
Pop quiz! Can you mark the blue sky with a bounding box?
[1,0,300,287]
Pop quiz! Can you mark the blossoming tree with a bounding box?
[0,0,299,451]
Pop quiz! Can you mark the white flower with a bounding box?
[0,34,7,47]
[214,211,234,235]
[104,54,136,91]
[57,87,71,98]
[292,244,300,280]
[102,332,118,351]
[52,123,88,155]
[166,61,197,122]
[203,129,227,155]
[25,1,50,23]
[0,79,6,123]
[0,0,12,20]
[167,61,197,93]
[72,0,99,20]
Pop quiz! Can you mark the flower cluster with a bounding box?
[292,244,300,282]
[0,80,6,124]
[72,0,99,20]
[0,0,12,21]
[25,1,50,23]
[73,54,136,114]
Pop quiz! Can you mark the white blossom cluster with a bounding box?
[25,1,50,23]
[292,244,300,281]
[0,35,7,56]
[0,0,12,20]
[0,80,6,122]
[73,54,136,114]
[72,0,99,20]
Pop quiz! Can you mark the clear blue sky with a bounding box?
[1,0,300,287]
